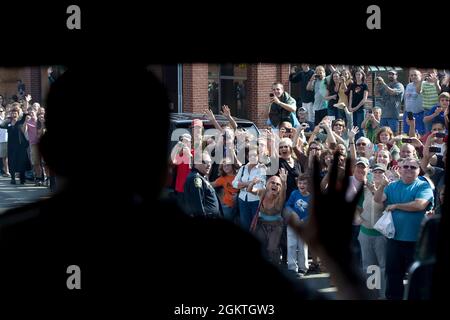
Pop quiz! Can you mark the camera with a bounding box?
[402,138,413,143]
[429,146,442,153]
[285,128,292,133]
[269,93,274,97]
[435,132,446,138]
[407,112,414,120]
[368,109,373,114]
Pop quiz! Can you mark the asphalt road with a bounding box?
[0,175,52,214]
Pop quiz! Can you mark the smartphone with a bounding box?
[407,112,414,120]
[367,172,374,184]
[402,138,413,143]
[269,93,274,97]
[429,146,442,153]
[435,132,446,138]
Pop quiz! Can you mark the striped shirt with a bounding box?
[422,81,439,110]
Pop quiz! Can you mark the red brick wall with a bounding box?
[0,67,47,104]
[246,63,291,128]
[182,64,208,114]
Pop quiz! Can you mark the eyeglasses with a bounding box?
[356,143,367,146]
[402,165,418,170]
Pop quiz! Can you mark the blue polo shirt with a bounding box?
[384,178,434,242]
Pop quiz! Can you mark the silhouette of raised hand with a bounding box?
[288,153,368,299]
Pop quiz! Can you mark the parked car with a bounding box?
[165,112,260,192]
[168,112,259,150]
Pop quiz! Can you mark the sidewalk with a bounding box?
[0,175,52,214]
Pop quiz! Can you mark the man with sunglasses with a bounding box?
[374,157,434,300]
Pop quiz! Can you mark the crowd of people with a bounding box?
[0,93,53,189]
[168,65,447,300]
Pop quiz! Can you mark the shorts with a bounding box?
[0,142,7,158]
[30,144,42,166]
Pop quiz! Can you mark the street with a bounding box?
[0,175,52,214]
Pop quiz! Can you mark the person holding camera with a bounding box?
[403,69,426,136]
[361,107,381,143]
[267,82,297,129]
[376,70,405,134]
[306,66,328,126]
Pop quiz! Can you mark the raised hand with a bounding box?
[278,168,287,184]
[221,105,231,117]
[348,126,359,141]
[203,108,215,121]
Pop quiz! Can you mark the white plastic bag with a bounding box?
[373,210,395,239]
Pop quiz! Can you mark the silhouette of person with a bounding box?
[0,65,370,308]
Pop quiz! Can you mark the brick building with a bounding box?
[0,67,51,105]
[148,64,442,131]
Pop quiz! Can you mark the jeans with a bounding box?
[352,225,362,270]
[353,109,365,140]
[303,102,314,123]
[358,232,387,299]
[327,106,346,120]
[287,226,309,273]
[238,198,259,231]
[222,204,236,222]
[385,239,416,300]
[402,111,425,136]
[380,118,399,134]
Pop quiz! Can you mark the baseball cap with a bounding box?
[355,157,370,167]
[387,70,398,75]
[180,133,192,141]
[372,163,387,172]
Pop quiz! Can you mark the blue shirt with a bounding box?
[425,104,445,124]
[384,178,434,242]
[285,190,310,220]
[404,83,423,114]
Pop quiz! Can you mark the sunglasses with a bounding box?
[402,165,418,170]
[356,143,367,146]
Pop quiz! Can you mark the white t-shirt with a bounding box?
[0,117,8,143]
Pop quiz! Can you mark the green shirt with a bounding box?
[422,81,439,110]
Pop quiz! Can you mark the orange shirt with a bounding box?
[214,175,239,207]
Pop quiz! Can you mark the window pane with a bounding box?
[208,79,219,114]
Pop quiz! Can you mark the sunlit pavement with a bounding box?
[0,175,52,214]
